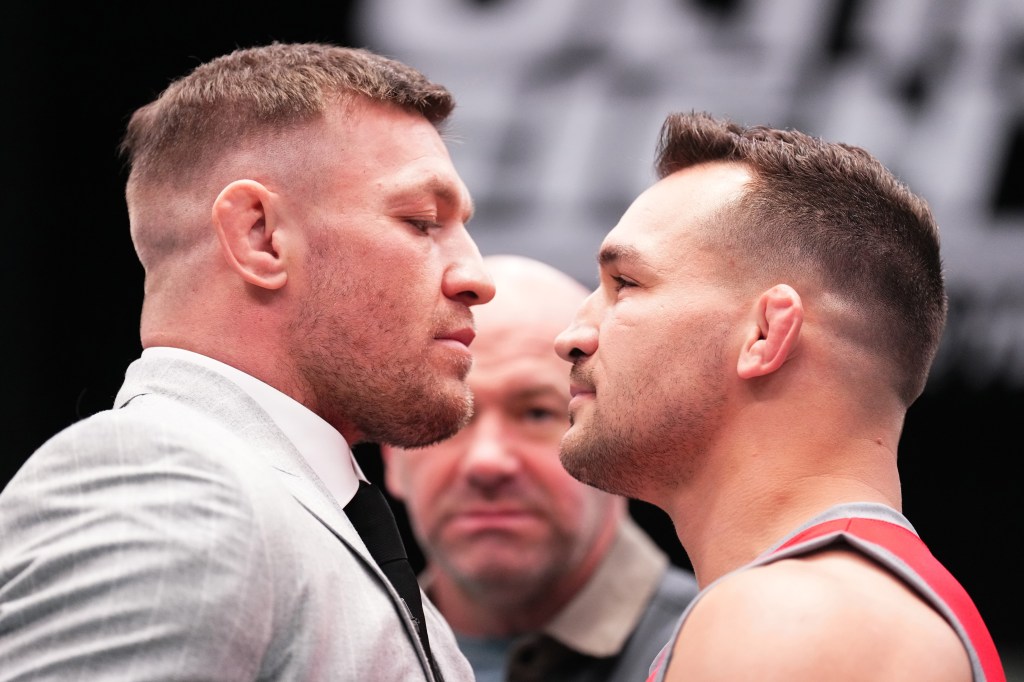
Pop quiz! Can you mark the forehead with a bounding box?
[314,100,474,214]
[472,317,568,379]
[470,305,574,404]
[601,162,750,267]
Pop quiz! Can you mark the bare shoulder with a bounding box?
[664,549,972,682]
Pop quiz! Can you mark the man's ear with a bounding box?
[736,284,803,379]
[379,445,407,500]
[212,179,288,290]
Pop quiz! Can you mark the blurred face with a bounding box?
[287,100,495,447]
[385,268,620,603]
[554,163,751,502]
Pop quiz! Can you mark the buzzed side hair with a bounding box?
[654,111,947,405]
[120,42,454,189]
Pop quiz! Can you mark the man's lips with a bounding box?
[435,327,476,347]
[568,382,595,412]
[569,383,595,398]
[446,507,538,532]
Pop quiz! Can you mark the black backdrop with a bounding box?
[4,3,1021,660]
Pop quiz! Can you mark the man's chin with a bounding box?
[381,392,472,449]
[559,430,614,492]
[558,429,587,476]
[453,558,549,594]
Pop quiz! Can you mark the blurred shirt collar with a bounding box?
[545,516,669,656]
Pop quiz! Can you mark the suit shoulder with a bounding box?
[3,395,270,534]
[23,395,250,475]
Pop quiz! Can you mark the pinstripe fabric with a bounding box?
[0,354,472,681]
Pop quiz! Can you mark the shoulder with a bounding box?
[16,396,262,489]
[1,401,279,563]
[0,401,295,676]
[663,549,971,682]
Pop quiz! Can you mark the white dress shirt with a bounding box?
[141,346,362,507]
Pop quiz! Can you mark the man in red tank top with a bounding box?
[554,111,1005,682]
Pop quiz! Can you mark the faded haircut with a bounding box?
[654,111,947,406]
[120,41,455,189]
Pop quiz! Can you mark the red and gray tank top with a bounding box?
[645,503,1005,682]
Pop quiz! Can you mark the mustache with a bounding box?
[432,309,476,337]
[438,488,545,518]
[569,363,596,392]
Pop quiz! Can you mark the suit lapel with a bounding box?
[117,354,440,678]
[115,355,423,638]
[266,462,369,558]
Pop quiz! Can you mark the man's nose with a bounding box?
[460,415,520,488]
[442,230,497,306]
[555,290,600,362]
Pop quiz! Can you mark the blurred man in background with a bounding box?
[383,254,699,682]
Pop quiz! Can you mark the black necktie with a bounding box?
[344,480,442,680]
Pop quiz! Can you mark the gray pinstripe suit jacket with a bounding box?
[0,354,472,681]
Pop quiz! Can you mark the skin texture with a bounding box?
[554,162,972,681]
[556,163,751,505]
[137,99,496,447]
[383,255,623,636]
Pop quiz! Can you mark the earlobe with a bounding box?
[736,284,803,379]
[212,180,288,290]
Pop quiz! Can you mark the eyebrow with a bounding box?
[422,175,476,223]
[598,244,646,268]
[504,386,570,412]
[513,385,568,402]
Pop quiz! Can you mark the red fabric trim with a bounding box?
[775,518,1005,682]
[646,645,669,682]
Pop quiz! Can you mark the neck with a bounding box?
[661,424,903,588]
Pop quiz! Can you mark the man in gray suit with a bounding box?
[0,42,493,681]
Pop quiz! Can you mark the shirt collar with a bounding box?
[544,516,670,657]
[141,346,362,507]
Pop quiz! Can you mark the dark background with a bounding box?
[4,1,1021,666]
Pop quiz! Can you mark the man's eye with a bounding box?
[407,219,440,234]
[516,405,570,440]
[524,407,559,422]
[612,275,635,291]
